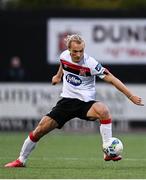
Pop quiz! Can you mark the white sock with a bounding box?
[100,123,112,144]
[18,136,36,164]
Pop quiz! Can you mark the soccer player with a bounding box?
[5,34,144,167]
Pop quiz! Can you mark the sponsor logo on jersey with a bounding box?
[66,74,82,86]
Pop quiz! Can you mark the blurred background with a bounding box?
[0,0,146,132]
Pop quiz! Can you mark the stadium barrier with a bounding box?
[0,83,145,132]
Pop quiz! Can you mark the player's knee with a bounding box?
[92,102,111,119]
[99,107,111,119]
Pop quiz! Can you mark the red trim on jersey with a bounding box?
[100,119,112,124]
[61,59,90,72]
[29,132,38,142]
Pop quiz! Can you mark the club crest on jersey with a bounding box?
[64,64,68,68]
[66,74,82,86]
[79,68,86,76]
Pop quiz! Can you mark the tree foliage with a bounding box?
[3,0,146,10]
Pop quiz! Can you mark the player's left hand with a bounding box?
[129,95,144,106]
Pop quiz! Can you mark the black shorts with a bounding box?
[46,98,96,129]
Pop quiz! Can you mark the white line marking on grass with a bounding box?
[31,157,146,161]
[1,156,146,161]
[124,158,146,161]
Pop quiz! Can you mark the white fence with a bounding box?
[0,83,145,131]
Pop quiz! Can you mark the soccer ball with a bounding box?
[103,137,123,156]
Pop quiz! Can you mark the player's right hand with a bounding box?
[51,75,62,85]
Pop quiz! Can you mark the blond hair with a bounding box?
[65,34,85,49]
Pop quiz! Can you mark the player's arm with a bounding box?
[103,69,144,106]
[52,63,63,85]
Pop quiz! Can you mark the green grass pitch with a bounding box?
[0,131,146,179]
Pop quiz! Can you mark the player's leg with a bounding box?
[87,102,122,161]
[4,116,58,167]
[87,102,112,142]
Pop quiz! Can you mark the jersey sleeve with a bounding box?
[89,57,106,79]
[59,50,70,62]
[59,51,64,60]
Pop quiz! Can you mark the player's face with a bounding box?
[69,42,85,63]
